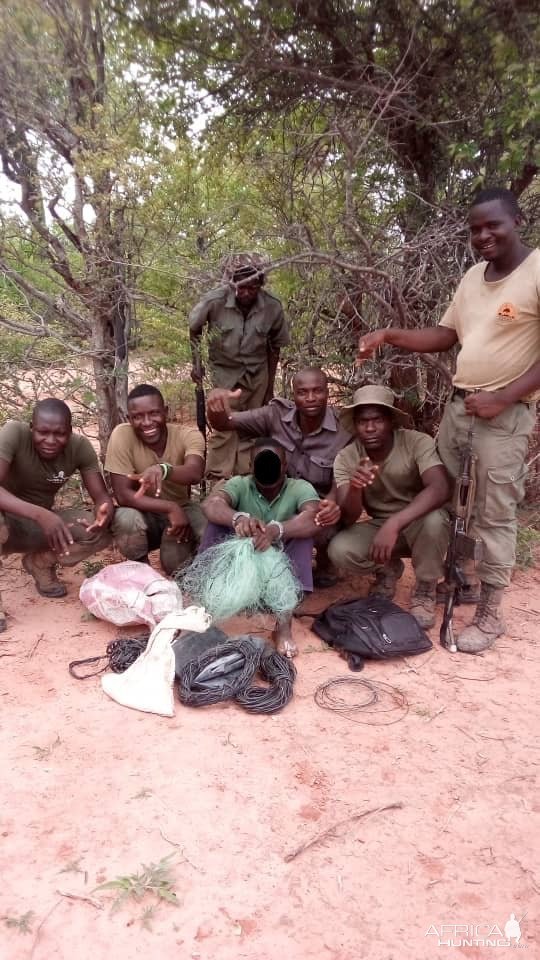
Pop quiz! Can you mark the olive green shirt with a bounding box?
[189,285,290,388]
[333,429,443,519]
[0,420,99,510]
[105,423,205,507]
[223,475,319,522]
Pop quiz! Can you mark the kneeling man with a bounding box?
[328,385,450,628]
[201,438,321,657]
[0,399,114,629]
[106,384,206,574]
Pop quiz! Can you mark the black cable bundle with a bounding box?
[68,634,149,679]
[176,635,296,714]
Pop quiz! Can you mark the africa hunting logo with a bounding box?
[426,912,527,948]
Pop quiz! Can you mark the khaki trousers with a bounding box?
[112,501,206,575]
[206,364,269,480]
[437,395,536,588]
[328,509,449,581]
[0,507,111,566]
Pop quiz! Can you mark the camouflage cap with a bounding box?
[221,252,269,284]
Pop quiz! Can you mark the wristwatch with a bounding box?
[232,511,251,527]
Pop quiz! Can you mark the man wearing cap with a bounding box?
[189,254,290,480]
[356,188,539,652]
[327,385,451,629]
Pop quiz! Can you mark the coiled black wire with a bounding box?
[177,637,260,706]
[235,647,296,714]
[68,635,149,679]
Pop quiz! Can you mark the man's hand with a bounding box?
[357,330,387,362]
[464,390,509,420]
[252,522,280,552]
[36,509,74,555]
[190,363,205,384]
[234,515,266,539]
[79,501,114,535]
[206,387,242,418]
[350,457,379,490]
[129,465,164,498]
[166,504,192,541]
[315,499,341,527]
[369,518,400,564]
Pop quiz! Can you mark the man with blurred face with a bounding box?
[0,398,114,630]
[356,188,539,653]
[201,437,320,658]
[328,385,450,629]
[206,366,352,585]
[105,384,206,574]
[189,253,290,480]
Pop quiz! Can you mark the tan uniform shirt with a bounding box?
[105,423,205,507]
[333,429,443,519]
[231,398,351,496]
[0,420,99,510]
[439,248,540,395]
[189,286,290,388]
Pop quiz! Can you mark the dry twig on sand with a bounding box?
[284,802,403,863]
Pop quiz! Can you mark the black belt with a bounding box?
[451,387,476,400]
[451,386,532,407]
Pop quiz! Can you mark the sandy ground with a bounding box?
[1,552,539,960]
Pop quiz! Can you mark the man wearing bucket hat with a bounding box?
[189,253,290,481]
[328,385,451,629]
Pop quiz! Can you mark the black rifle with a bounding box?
[193,358,207,498]
[439,417,483,652]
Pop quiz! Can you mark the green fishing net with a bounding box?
[178,539,303,621]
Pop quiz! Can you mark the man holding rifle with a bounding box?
[357,188,540,653]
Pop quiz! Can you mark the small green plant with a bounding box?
[2,911,34,934]
[516,524,540,569]
[94,854,179,912]
[139,905,157,930]
[82,559,106,578]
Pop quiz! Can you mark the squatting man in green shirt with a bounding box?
[328,385,451,629]
[0,398,114,632]
[200,437,324,658]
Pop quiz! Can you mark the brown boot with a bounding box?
[369,558,404,600]
[410,580,437,629]
[22,552,67,598]
[456,583,505,654]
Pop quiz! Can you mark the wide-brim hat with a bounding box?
[340,384,410,434]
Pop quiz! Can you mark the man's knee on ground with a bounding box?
[112,507,149,558]
[328,530,372,569]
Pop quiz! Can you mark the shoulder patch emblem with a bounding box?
[497,302,517,320]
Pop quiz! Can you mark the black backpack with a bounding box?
[312,596,432,671]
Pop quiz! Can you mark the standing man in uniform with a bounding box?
[357,188,539,653]
[189,253,290,481]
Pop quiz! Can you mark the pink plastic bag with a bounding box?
[79,561,183,627]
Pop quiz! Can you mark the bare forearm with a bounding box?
[339,485,365,527]
[498,362,540,405]
[390,484,448,533]
[384,327,457,354]
[202,496,235,527]
[168,462,204,485]
[282,508,319,541]
[0,487,46,523]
